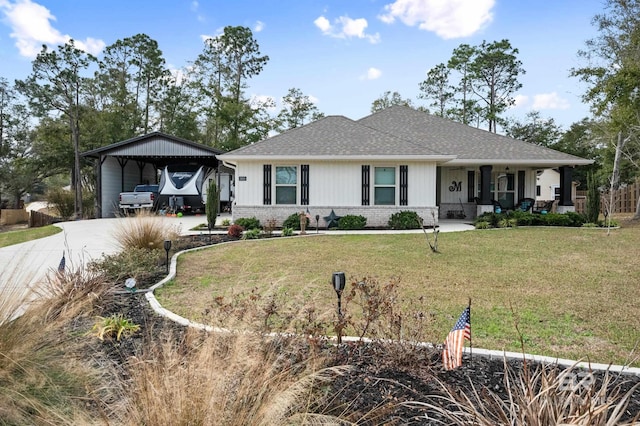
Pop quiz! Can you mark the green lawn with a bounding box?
[157,226,640,366]
[0,225,61,248]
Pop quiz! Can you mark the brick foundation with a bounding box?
[231,206,439,228]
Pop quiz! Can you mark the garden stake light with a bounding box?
[332,272,346,344]
[164,239,172,274]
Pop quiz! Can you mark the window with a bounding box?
[374,167,395,205]
[275,166,297,204]
[536,185,541,196]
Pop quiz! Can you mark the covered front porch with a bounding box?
[437,164,577,220]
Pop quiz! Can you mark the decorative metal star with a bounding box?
[323,209,341,228]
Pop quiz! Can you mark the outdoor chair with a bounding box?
[515,197,535,213]
[533,200,555,214]
[491,199,503,213]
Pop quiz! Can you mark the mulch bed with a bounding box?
[98,233,640,424]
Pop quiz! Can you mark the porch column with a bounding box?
[479,165,492,204]
[478,165,493,215]
[557,166,575,213]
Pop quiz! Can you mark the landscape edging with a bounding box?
[145,239,640,376]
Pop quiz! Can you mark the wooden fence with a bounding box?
[575,179,640,214]
[29,210,59,228]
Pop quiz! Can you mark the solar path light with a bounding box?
[332,272,346,344]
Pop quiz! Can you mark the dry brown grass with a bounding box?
[405,361,640,425]
[123,329,352,425]
[114,210,180,251]
[0,266,114,425]
[159,225,640,366]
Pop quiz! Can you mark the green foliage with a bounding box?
[282,212,308,230]
[242,228,261,239]
[281,227,294,237]
[206,180,219,229]
[228,224,243,238]
[234,216,261,230]
[586,172,601,224]
[276,87,324,131]
[47,187,75,219]
[474,211,586,228]
[222,219,231,226]
[371,90,414,113]
[91,313,140,341]
[388,211,422,230]
[338,215,367,230]
[89,247,162,284]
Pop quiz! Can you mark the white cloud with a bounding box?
[379,0,495,39]
[0,0,105,57]
[314,15,380,44]
[308,94,319,104]
[513,94,529,108]
[313,16,332,33]
[360,67,382,80]
[532,92,570,110]
[254,20,265,32]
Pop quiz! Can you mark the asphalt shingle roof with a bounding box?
[225,114,445,157]
[221,106,591,165]
[357,106,587,162]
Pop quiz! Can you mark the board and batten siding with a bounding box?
[101,157,156,217]
[231,160,439,227]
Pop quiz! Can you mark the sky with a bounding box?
[0,0,608,131]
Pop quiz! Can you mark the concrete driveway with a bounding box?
[0,214,473,293]
[0,215,209,293]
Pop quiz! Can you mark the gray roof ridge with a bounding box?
[358,105,589,162]
[357,118,449,156]
[228,114,356,155]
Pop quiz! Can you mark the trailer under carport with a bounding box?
[82,132,226,218]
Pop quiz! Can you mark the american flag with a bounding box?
[305,208,312,220]
[58,252,66,273]
[442,305,471,370]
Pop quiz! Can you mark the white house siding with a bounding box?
[101,157,156,218]
[231,160,438,227]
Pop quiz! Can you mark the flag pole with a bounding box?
[468,297,472,362]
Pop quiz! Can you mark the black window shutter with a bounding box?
[400,165,408,206]
[518,170,525,201]
[263,165,272,205]
[467,170,475,202]
[301,164,309,205]
[362,165,370,206]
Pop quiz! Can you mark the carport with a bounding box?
[82,132,227,218]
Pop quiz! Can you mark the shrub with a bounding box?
[388,211,422,230]
[282,213,309,230]
[585,172,601,224]
[510,211,534,226]
[263,218,277,237]
[282,227,294,237]
[46,187,75,220]
[540,213,572,227]
[234,217,261,230]
[338,215,367,230]
[222,218,231,226]
[563,211,586,227]
[113,210,179,251]
[206,180,219,229]
[89,247,163,284]
[242,228,261,239]
[475,221,490,229]
[228,224,243,238]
